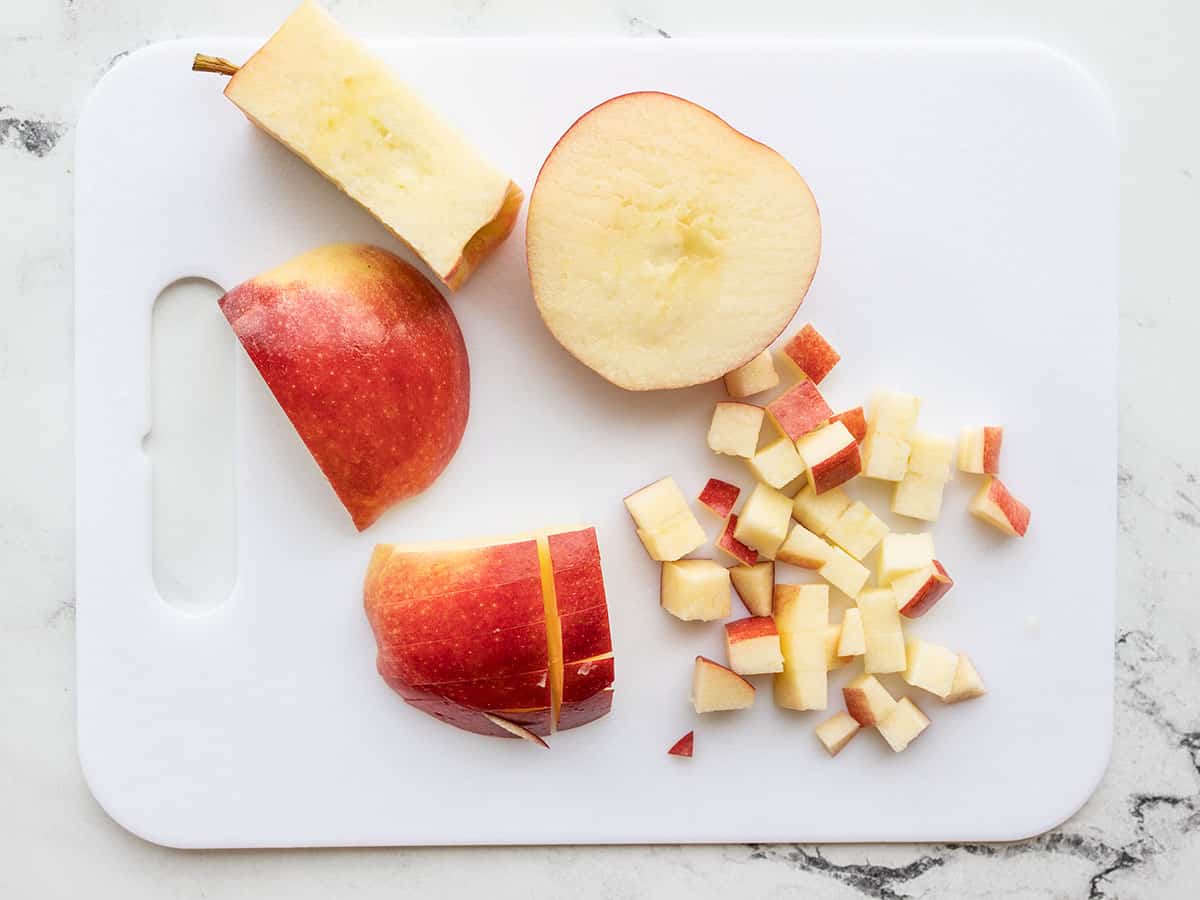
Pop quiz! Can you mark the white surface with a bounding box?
[75,36,1115,847]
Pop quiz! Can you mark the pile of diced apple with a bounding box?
[625,321,1028,759]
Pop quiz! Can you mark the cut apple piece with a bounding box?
[843,673,898,726]
[876,697,930,752]
[776,523,832,569]
[959,425,1003,475]
[733,482,793,559]
[773,583,829,632]
[707,402,764,458]
[892,560,954,618]
[860,430,911,481]
[902,639,960,699]
[825,501,889,561]
[698,478,741,518]
[723,350,781,398]
[775,634,828,711]
[667,730,695,758]
[837,608,866,657]
[942,654,988,703]
[969,476,1031,537]
[715,515,758,566]
[729,561,774,616]
[824,623,852,670]
[766,380,833,442]
[748,437,805,490]
[907,432,955,481]
[692,655,756,713]
[831,407,867,444]
[781,323,840,384]
[791,484,851,536]
[795,421,861,494]
[858,588,907,674]
[636,516,707,562]
[625,477,707,561]
[725,616,785,675]
[660,560,731,622]
[891,473,947,522]
[482,713,550,748]
[868,390,921,439]
[876,533,936,587]
[815,711,861,756]
[818,545,870,599]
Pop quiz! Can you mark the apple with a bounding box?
[698,478,741,518]
[824,624,852,670]
[773,583,829,632]
[860,431,911,482]
[858,588,907,674]
[969,476,1031,536]
[660,559,732,621]
[483,714,550,748]
[959,425,1003,475]
[825,500,889,561]
[795,421,862,494]
[868,390,921,438]
[526,91,821,391]
[907,432,955,481]
[815,711,861,756]
[876,697,930,752]
[195,3,521,291]
[773,584,828,711]
[766,379,833,442]
[818,545,870,599]
[667,731,695,758]
[942,654,987,703]
[729,560,774,616]
[732,482,794,559]
[716,515,759,566]
[891,473,947,521]
[781,323,840,383]
[842,673,898,726]
[748,437,805,489]
[219,243,469,531]
[707,402,764,457]
[692,655,756,712]
[902,639,960,699]
[831,407,867,444]
[724,350,781,398]
[892,560,954,618]
[776,522,832,569]
[725,616,785,675]
[836,608,866,657]
[791,484,851,536]
[876,533,936,587]
[624,476,707,560]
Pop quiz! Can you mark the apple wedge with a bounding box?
[729,561,774,616]
[969,476,1031,537]
[692,656,755,713]
[483,714,550,748]
[707,402,764,457]
[815,711,861,756]
[781,323,840,384]
[667,731,695,758]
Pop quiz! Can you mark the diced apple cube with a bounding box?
[776,522,832,569]
[893,560,954,618]
[729,561,774,616]
[825,501,889,561]
[836,608,866,656]
[868,389,920,438]
[818,545,870,599]
[843,673,897,726]
[733,482,793,558]
[969,476,1031,537]
[815,711,861,756]
[795,421,861,494]
[902,639,960,698]
[715,515,758,566]
[766,379,832,441]
[781,323,840,383]
[907,432,955,481]
[625,476,690,529]
[860,431,911,481]
[791,484,851,536]
[692,655,755,712]
[876,533,936,586]
[660,559,731,621]
[725,616,785,675]
[891,473,947,522]
[876,697,930,752]
[858,588,906,674]
[824,623,851,670]
[942,654,987,703]
[749,437,805,489]
[723,350,779,398]
[775,631,828,710]
[958,425,1003,475]
[636,513,707,561]
[697,478,740,518]
[707,402,765,458]
[831,406,867,443]
[773,583,829,632]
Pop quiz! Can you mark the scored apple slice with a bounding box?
[729,560,774,616]
[748,437,805,490]
[969,476,1031,537]
[624,477,707,561]
[891,473,947,522]
[661,559,731,622]
[892,560,954,618]
[876,533,936,587]
[667,730,695,758]
[795,421,862,494]
[716,515,759,566]
[959,425,1003,475]
[723,350,781,398]
[843,673,898,726]
[733,482,794,559]
[815,711,861,756]
[837,608,866,657]
[818,545,870,599]
[776,522,832,569]
[902,639,960,699]
[831,407,867,444]
[792,484,851,536]
[876,697,930,752]
[692,655,756,713]
[725,617,785,675]
[942,654,988,703]
[781,323,840,384]
[858,588,907,674]
[708,402,765,457]
[766,380,833,442]
[482,713,550,748]
[698,478,741,518]
[825,501,889,561]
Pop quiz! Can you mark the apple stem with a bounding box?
[192,54,241,77]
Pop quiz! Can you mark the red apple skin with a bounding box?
[699,478,741,518]
[983,427,1003,474]
[897,561,955,618]
[668,731,695,758]
[562,656,615,704]
[220,243,469,531]
[989,478,1031,536]
[782,324,840,383]
[832,407,867,444]
[550,528,615,664]
[767,380,832,441]
[381,622,549,684]
[843,686,881,727]
[810,441,862,494]
[717,515,759,566]
[558,688,614,730]
[726,615,779,642]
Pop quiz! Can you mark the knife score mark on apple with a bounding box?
[145,277,237,615]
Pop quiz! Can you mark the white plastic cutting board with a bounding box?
[76,37,1116,847]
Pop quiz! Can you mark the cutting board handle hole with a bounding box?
[148,277,237,616]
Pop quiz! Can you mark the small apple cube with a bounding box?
[776,523,832,569]
[660,559,731,621]
[959,425,1003,475]
[781,323,840,383]
[749,437,805,489]
[773,583,829,632]
[837,607,866,657]
[692,655,755,712]
[725,616,785,675]
[795,421,861,494]
[825,501,889,561]
[876,533,936,586]
[636,514,708,562]
[891,473,947,522]
[818,545,870,599]
[942,654,987,703]
[723,349,779,398]
[969,476,1031,537]
[625,476,706,560]
[733,482,794,559]
[860,431,911,481]
[831,406,867,443]
[868,389,920,438]
[715,515,758,566]
[893,560,954,618]
[902,639,960,698]
[729,561,774,616]
[843,673,898,726]
[815,711,861,756]
[824,623,851,670]
[667,730,694,758]
[775,631,828,710]
[698,478,740,518]
[792,484,851,536]
[766,379,832,441]
[876,697,930,752]
[907,432,955,481]
[858,588,906,674]
[708,402,764,458]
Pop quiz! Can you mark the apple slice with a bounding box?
[860,431,911,482]
[725,616,785,675]
[876,697,930,752]
[667,731,695,758]
[837,608,866,657]
[868,390,921,439]
[660,560,731,622]
[716,515,759,566]
[791,484,851,536]
[795,421,861,494]
[482,713,550,748]
[876,533,936,587]
[891,473,947,522]
[625,477,707,561]
[776,523,832,569]
[818,545,870,599]
[698,478,741,518]
[843,673,898,726]
[733,482,793,559]
[748,437,805,489]
[831,407,867,443]
[708,402,765,457]
[781,324,840,383]
[729,561,774,616]
[766,380,833,442]
[959,425,1003,475]
[907,432,955,481]
[724,350,781,398]
[815,711,861,756]
[902,639,960,699]
[858,588,906,674]
[692,655,756,712]
[825,501,889,561]
[942,654,988,703]
[969,476,1031,537]
[892,560,954,618]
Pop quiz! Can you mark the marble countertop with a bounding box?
[2,1,1197,896]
